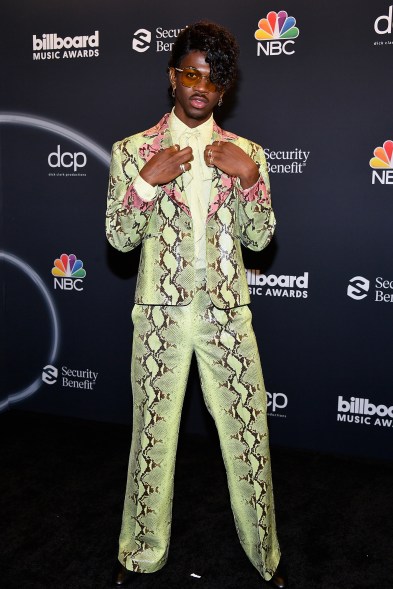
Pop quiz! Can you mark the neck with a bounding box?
[173,105,213,129]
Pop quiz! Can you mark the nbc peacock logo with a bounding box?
[255,10,299,56]
[52,253,86,291]
[369,140,393,185]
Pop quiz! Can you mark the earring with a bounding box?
[218,96,223,107]
[172,87,176,98]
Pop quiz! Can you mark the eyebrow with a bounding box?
[181,65,210,72]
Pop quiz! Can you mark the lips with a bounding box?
[189,94,208,109]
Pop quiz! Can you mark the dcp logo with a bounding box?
[347,276,370,300]
[132,29,151,52]
[42,364,58,385]
[374,5,393,34]
[267,392,288,412]
[48,145,87,172]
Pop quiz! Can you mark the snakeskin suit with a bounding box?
[106,114,280,581]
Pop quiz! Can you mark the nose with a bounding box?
[194,74,210,92]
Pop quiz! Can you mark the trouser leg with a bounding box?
[194,292,281,580]
[118,304,193,573]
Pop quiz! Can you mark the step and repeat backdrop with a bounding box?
[1,0,392,459]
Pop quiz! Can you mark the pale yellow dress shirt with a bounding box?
[134,109,213,270]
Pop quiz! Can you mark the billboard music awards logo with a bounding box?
[267,391,288,418]
[32,31,100,60]
[132,26,184,53]
[255,10,299,56]
[42,364,98,390]
[48,145,87,177]
[52,253,86,291]
[264,148,310,174]
[347,275,393,303]
[369,139,393,185]
[247,269,309,298]
[374,5,393,45]
[337,396,393,428]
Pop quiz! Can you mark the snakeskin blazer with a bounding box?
[106,114,275,309]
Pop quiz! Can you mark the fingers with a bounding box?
[168,145,193,161]
[179,161,192,173]
[177,146,193,160]
[170,144,191,155]
[204,143,220,167]
[204,141,258,182]
[171,146,193,174]
[141,144,193,185]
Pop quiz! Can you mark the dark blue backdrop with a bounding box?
[1,0,392,459]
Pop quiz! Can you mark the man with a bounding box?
[106,21,287,588]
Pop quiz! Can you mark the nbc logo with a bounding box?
[369,139,393,185]
[52,253,86,291]
[255,10,299,56]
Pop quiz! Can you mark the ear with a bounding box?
[169,67,176,89]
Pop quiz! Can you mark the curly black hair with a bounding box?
[168,21,239,92]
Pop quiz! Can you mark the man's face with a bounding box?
[169,50,222,128]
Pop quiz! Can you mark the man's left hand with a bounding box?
[204,141,259,189]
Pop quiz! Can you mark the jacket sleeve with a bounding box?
[105,139,156,253]
[237,139,276,252]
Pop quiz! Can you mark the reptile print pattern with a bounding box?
[135,195,195,306]
[118,288,281,580]
[106,114,276,309]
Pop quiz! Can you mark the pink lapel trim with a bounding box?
[138,114,191,217]
[123,185,155,212]
[135,117,242,220]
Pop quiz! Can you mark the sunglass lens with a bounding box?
[181,68,200,87]
[179,68,218,92]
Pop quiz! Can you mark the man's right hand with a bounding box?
[140,145,193,187]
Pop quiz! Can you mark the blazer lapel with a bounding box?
[206,123,237,220]
[140,114,191,217]
[138,115,241,220]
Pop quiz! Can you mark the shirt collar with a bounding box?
[169,108,213,146]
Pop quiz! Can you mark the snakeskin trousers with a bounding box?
[118,285,281,580]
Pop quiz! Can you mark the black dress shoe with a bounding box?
[111,561,139,586]
[266,566,288,588]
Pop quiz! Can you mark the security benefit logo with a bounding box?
[42,365,98,391]
[132,27,184,53]
[42,365,58,385]
[247,269,309,298]
[52,253,86,291]
[369,139,393,185]
[347,276,370,300]
[48,145,87,177]
[347,275,393,303]
[337,396,393,429]
[33,31,100,60]
[254,10,299,56]
[264,148,310,174]
[374,5,393,45]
